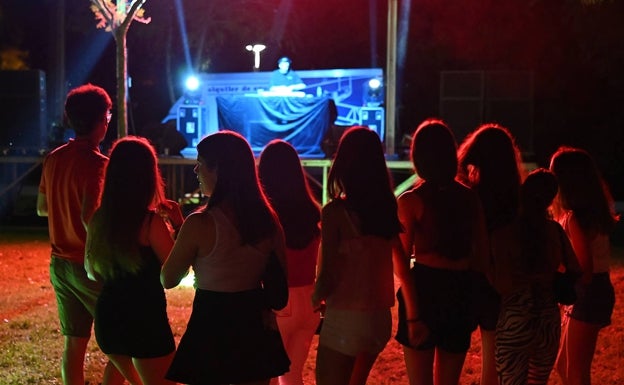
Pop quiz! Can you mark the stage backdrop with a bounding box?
[162,68,383,157]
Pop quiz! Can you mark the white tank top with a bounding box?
[193,207,269,292]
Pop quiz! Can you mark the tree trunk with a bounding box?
[114,28,128,138]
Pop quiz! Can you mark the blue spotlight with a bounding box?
[185,75,200,92]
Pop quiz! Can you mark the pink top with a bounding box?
[286,235,320,287]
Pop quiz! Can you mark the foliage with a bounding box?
[89,0,150,32]
[0,47,29,70]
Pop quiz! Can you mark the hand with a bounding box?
[158,200,184,229]
[406,320,430,347]
[311,295,325,314]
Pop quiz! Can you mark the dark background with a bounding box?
[1,0,623,199]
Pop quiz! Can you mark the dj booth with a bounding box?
[216,94,331,157]
[163,68,384,158]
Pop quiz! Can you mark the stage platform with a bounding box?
[159,156,416,205]
[0,155,417,214]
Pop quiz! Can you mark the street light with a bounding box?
[245,43,266,71]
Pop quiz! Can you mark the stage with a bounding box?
[0,156,417,217]
[163,68,386,157]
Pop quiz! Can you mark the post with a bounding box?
[385,0,398,156]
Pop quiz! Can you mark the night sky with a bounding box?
[1,0,623,197]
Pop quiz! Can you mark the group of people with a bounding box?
[37,83,617,385]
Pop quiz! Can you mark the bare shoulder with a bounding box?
[180,210,215,237]
[397,189,424,219]
[322,199,346,218]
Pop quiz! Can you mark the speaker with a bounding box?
[484,71,534,153]
[359,107,385,139]
[439,71,484,143]
[177,104,202,148]
[0,70,47,152]
[439,71,533,152]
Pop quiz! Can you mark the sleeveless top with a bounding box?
[560,211,610,273]
[286,235,320,287]
[325,209,395,311]
[193,207,269,292]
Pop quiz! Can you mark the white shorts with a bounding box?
[319,307,391,356]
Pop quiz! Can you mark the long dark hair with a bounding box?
[328,126,401,239]
[197,131,276,244]
[88,136,166,279]
[258,140,320,249]
[457,123,523,232]
[410,119,473,260]
[518,168,559,273]
[550,146,618,234]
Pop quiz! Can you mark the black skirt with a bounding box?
[95,256,175,358]
[166,288,290,385]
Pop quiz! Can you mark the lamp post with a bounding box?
[245,44,266,71]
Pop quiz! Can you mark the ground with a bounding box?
[0,227,622,384]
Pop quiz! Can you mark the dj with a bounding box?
[269,57,306,92]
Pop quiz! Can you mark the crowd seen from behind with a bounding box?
[38,83,618,385]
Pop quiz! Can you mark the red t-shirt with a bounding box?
[39,138,108,263]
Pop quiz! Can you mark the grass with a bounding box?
[0,227,622,384]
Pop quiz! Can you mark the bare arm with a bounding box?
[567,214,594,285]
[311,202,342,310]
[36,192,48,217]
[84,220,98,281]
[161,213,209,289]
[396,193,430,345]
[149,214,177,265]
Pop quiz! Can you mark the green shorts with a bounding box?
[49,256,102,337]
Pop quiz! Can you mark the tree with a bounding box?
[90,0,150,138]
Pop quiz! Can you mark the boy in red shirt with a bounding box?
[37,84,124,385]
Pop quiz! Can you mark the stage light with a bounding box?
[245,43,266,70]
[363,77,384,107]
[185,75,200,92]
[368,78,382,90]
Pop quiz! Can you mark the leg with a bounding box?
[133,353,176,385]
[278,326,316,385]
[107,354,142,385]
[403,345,434,385]
[434,349,467,385]
[480,328,498,385]
[565,318,601,385]
[62,335,89,385]
[555,308,571,385]
[527,306,560,385]
[103,359,128,385]
[495,303,532,385]
[316,344,356,385]
[276,285,318,385]
[348,351,380,385]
